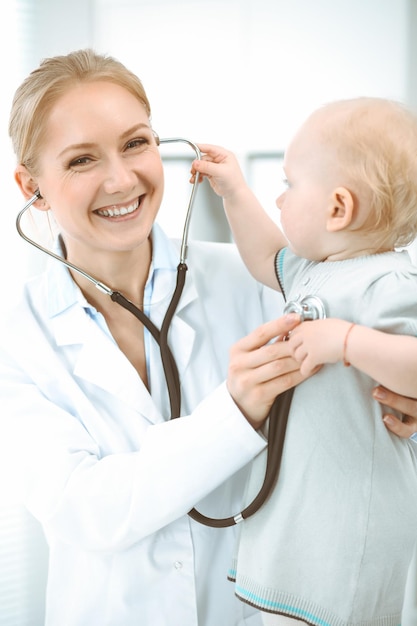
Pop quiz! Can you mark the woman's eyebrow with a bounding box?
[120,123,152,140]
[58,124,152,158]
[58,142,96,158]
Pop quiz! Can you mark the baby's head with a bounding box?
[280,97,417,259]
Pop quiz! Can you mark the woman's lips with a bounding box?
[95,197,141,217]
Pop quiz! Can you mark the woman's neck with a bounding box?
[66,237,153,309]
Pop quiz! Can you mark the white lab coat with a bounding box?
[0,225,282,626]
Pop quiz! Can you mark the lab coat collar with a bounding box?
[44,227,199,422]
[46,225,195,319]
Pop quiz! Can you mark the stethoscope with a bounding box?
[16,137,327,527]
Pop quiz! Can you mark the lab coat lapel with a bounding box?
[46,229,218,423]
[52,305,163,424]
[169,270,223,411]
[145,265,221,417]
[165,271,196,376]
[143,249,196,374]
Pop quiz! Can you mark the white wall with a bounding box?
[1,0,94,315]
[2,2,417,624]
[88,0,410,145]
[6,0,417,268]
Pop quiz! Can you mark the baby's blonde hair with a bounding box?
[9,49,151,177]
[314,97,417,249]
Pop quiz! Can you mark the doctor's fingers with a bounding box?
[232,315,301,355]
[228,347,302,397]
[382,413,417,439]
[373,385,417,419]
[229,335,298,379]
[227,316,302,389]
[227,357,303,429]
[373,386,417,438]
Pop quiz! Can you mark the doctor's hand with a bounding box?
[227,313,308,430]
[373,386,417,439]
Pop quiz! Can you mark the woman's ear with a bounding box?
[326,186,354,232]
[14,165,49,211]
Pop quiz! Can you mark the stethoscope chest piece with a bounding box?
[283,294,327,321]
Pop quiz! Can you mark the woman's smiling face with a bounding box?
[33,80,164,263]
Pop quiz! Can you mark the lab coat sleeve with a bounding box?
[0,353,266,552]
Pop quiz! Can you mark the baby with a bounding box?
[192,97,417,626]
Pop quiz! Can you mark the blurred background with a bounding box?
[1,0,417,623]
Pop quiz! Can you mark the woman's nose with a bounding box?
[103,157,137,194]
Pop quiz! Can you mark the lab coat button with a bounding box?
[174,560,183,570]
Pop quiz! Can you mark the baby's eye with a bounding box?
[278,166,290,189]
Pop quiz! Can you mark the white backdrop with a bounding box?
[2,0,417,314]
[1,2,417,624]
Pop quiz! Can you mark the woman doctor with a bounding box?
[2,49,305,626]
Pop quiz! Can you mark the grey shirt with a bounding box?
[232,248,417,626]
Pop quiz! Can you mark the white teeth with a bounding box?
[96,199,139,217]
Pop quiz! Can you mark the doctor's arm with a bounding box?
[191,144,287,290]
[0,314,304,552]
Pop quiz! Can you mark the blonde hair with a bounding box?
[312,97,417,249]
[9,48,151,176]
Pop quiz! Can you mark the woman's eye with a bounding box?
[69,156,92,168]
[126,137,149,150]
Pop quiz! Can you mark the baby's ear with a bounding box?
[326,186,354,232]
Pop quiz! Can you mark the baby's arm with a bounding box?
[288,318,417,398]
[192,143,287,290]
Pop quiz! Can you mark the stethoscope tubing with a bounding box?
[16,138,202,292]
[15,137,297,528]
[188,387,295,527]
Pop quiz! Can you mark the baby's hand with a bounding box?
[190,143,248,200]
[287,318,352,376]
